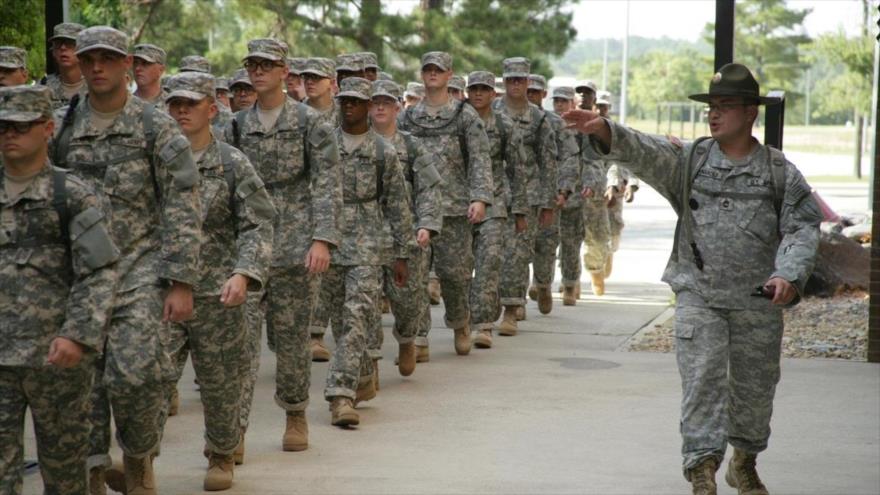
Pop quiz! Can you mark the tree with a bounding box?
[0,0,46,80]
[628,50,710,116]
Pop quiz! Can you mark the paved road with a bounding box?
[22,179,879,495]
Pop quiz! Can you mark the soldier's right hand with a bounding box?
[305,240,331,274]
[416,228,431,248]
[47,337,84,368]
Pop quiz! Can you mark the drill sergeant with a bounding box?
[42,23,87,109]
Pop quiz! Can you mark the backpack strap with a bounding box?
[375,135,386,205]
[402,132,418,184]
[52,93,80,168]
[677,136,714,271]
[141,103,161,204]
[766,145,787,218]
[232,110,247,150]
[51,168,73,281]
[494,112,508,163]
[217,142,238,215]
[296,103,311,178]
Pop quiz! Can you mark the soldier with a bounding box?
[320,77,413,426]
[403,82,424,109]
[223,38,340,454]
[180,55,211,74]
[0,85,117,495]
[492,57,561,335]
[465,71,528,348]
[356,52,380,81]
[526,74,580,312]
[574,79,611,296]
[228,69,255,113]
[448,75,465,101]
[212,76,234,135]
[301,57,339,128]
[0,47,28,87]
[335,53,366,84]
[285,57,307,101]
[369,79,441,373]
[49,26,202,494]
[399,51,493,356]
[563,63,821,495]
[377,71,394,82]
[43,23,87,109]
[216,77,231,108]
[163,72,274,491]
[132,44,168,105]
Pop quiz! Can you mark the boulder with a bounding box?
[804,231,870,297]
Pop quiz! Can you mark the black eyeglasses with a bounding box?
[52,39,76,50]
[707,102,751,114]
[232,86,255,95]
[0,120,46,135]
[244,59,283,72]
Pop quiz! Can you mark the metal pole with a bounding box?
[870,26,880,363]
[45,0,65,76]
[869,33,879,209]
[764,91,786,150]
[619,0,630,125]
[804,68,811,126]
[714,0,735,71]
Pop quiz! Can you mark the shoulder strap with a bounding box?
[494,112,508,162]
[218,142,237,214]
[677,136,714,270]
[142,103,161,203]
[297,103,311,178]
[532,109,547,162]
[232,110,247,150]
[456,100,469,172]
[766,145,787,217]
[51,169,72,269]
[375,135,386,204]
[52,93,80,168]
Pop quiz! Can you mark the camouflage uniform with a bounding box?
[323,80,414,399]
[598,115,821,475]
[223,39,341,418]
[606,162,639,252]
[0,86,118,495]
[43,23,87,110]
[132,44,170,106]
[399,52,493,335]
[163,73,275,455]
[579,135,611,275]
[50,25,203,470]
[492,58,559,309]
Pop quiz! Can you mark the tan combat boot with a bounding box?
[427,278,441,305]
[103,459,126,494]
[330,397,359,427]
[528,285,538,301]
[453,325,472,355]
[89,467,107,495]
[282,411,308,451]
[562,286,577,306]
[398,342,416,376]
[372,359,380,391]
[604,253,614,278]
[122,454,156,495]
[355,375,377,406]
[537,286,552,314]
[574,284,581,299]
[590,270,605,296]
[233,429,245,465]
[310,336,331,362]
[168,387,180,417]
[725,448,769,495]
[688,457,718,495]
[416,344,430,362]
[473,328,493,349]
[204,453,234,491]
[516,305,526,321]
[498,306,518,336]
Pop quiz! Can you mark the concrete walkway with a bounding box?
[21,182,879,495]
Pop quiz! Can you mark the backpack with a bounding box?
[402,99,469,169]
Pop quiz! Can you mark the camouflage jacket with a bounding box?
[193,138,275,296]
[136,87,170,107]
[578,133,610,194]
[606,162,640,190]
[223,98,341,267]
[399,98,493,217]
[481,109,528,218]
[306,98,339,128]
[599,120,821,309]
[387,130,442,234]
[211,104,233,136]
[335,129,414,266]
[50,95,202,292]
[547,111,583,208]
[492,98,558,209]
[42,73,86,111]
[1,164,118,367]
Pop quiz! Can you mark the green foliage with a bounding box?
[807,30,873,120]
[0,0,46,80]
[628,50,710,114]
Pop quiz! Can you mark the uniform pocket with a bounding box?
[674,322,695,340]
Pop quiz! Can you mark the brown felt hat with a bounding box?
[688,63,780,105]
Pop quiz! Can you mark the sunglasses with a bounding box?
[0,120,46,135]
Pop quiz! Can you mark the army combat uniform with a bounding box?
[163,73,275,459]
[0,86,118,495]
[132,44,170,107]
[579,134,611,287]
[42,23,87,110]
[606,162,639,254]
[50,27,203,471]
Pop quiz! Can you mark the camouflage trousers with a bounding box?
[268,265,319,413]
[673,299,784,478]
[239,294,265,431]
[608,193,625,252]
[373,245,431,351]
[582,197,610,274]
[499,208,538,307]
[0,357,95,495]
[88,284,172,469]
[533,205,585,289]
[321,264,378,401]
[166,296,246,454]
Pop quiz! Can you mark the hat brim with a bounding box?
[371,91,399,102]
[553,95,574,101]
[466,83,494,90]
[299,69,330,78]
[165,90,208,102]
[75,44,128,57]
[0,111,45,122]
[336,92,370,100]
[687,92,781,105]
[133,54,162,64]
[527,84,545,91]
[48,34,77,43]
[503,72,529,79]
[242,53,283,62]
[229,81,253,88]
[421,62,449,72]
[0,62,24,69]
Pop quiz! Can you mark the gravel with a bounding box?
[626,292,869,361]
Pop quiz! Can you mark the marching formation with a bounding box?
[1,20,820,495]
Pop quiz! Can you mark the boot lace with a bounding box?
[738,455,766,490]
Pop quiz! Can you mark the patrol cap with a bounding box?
[132,44,166,65]
[243,38,287,62]
[575,79,597,93]
[356,52,379,70]
[75,26,129,57]
[48,22,85,43]
[404,82,425,98]
[420,51,452,71]
[336,76,371,100]
[528,74,547,91]
[335,53,365,73]
[596,90,611,106]
[301,57,335,78]
[0,85,54,122]
[552,86,575,100]
[180,55,210,73]
[448,75,465,91]
[229,68,253,88]
[502,57,530,78]
[287,57,307,75]
[165,72,215,102]
[0,47,26,69]
[377,71,394,82]
[688,62,780,105]
[371,79,401,100]
[466,71,496,89]
[215,77,230,92]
